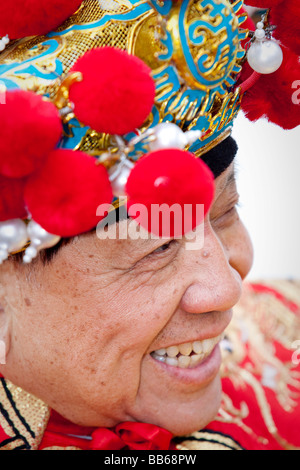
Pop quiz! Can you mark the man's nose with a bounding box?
[180,223,242,314]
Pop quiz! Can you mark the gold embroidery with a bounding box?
[176,430,243,450]
[41,446,81,450]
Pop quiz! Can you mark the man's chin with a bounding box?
[140,373,222,437]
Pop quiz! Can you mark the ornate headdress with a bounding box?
[0,0,299,262]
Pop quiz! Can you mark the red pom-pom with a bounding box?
[24,149,113,237]
[126,149,215,238]
[241,47,300,130]
[0,90,62,178]
[69,47,156,136]
[0,0,82,39]
[0,175,27,222]
[271,0,300,56]
[243,0,283,7]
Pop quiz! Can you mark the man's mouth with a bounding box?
[150,334,224,369]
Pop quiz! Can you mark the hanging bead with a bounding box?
[247,22,283,74]
[0,219,28,264]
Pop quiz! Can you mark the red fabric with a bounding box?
[244,0,283,7]
[271,0,300,56]
[69,47,156,136]
[204,282,300,450]
[241,46,300,130]
[39,412,174,450]
[249,283,300,315]
[0,0,82,39]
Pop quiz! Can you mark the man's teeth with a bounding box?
[151,335,223,369]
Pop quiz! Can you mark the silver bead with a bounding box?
[148,123,202,151]
[247,39,283,74]
[0,219,28,263]
[109,158,134,197]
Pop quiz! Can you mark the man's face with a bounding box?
[0,162,253,436]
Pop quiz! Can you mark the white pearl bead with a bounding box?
[27,220,61,250]
[148,123,202,151]
[0,219,28,255]
[109,159,134,197]
[247,39,283,74]
[149,123,186,151]
[0,42,5,52]
[23,246,38,264]
[256,22,264,30]
[184,129,202,146]
[2,35,9,46]
[255,29,266,40]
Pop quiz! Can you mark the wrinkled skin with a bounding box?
[0,162,253,436]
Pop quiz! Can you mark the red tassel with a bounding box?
[24,149,113,238]
[69,47,156,136]
[271,0,300,56]
[0,90,62,178]
[126,149,214,238]
[0,0,82,39]
[241,46,300,130]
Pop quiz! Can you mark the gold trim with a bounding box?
[193,127,232,157]
[0,378,50,450]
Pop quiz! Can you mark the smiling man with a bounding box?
[0,0,299,451]
[0,158,251,432]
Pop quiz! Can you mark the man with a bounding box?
[0,0,299,450]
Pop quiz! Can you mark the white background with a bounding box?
[232,113,300,280]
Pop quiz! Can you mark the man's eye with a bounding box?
[151,240,175,255]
